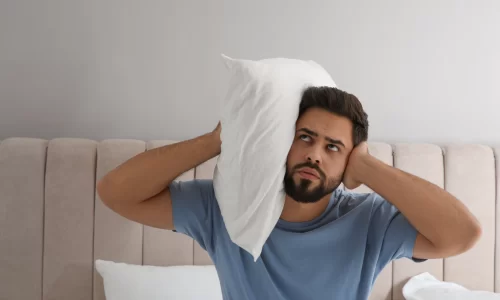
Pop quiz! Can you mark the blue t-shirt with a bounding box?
[170,179,421,300]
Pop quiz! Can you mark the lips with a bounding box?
[297,167,320,179]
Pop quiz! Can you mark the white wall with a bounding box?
[1,0,499,145]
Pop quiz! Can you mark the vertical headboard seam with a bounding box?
[41,142,48,300]
[493,148,497,292]
[391,143,395,300]
[193,165,197,265]
[142,143,147,266]
[440,145,446,282]
[92,142,98,300]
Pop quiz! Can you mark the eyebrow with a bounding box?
[297,127,346,148]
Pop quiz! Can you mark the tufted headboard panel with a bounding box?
[0,138,498,300]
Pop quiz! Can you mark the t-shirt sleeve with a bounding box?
[169,179,216,252]
[368,194,426,272]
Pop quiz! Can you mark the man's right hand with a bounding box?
[97,123,222,230]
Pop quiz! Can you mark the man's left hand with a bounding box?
[342,141,370,190]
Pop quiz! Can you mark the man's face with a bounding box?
[284,107,354,203]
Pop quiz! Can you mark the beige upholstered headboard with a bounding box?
[1,137,498,300]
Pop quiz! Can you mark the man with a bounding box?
[97,86,481,300]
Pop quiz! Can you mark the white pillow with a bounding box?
[403,272,500,300]
[214,54,336,260]
[95,259,223,300]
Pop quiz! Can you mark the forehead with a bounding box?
[296,107,354,148]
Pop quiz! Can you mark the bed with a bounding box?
[0,137,499,300]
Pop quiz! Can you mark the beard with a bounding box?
[284,162,342,204]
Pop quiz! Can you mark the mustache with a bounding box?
[292,162,326,180]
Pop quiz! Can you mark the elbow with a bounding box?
[96,175,117,208]
[96,178,106,200]
[462,219,482,252]
[433,218,482,258]
[449,219,482,256]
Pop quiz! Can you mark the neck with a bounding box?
[280,193,332,223]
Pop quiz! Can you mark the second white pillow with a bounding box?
[95,260,222,300]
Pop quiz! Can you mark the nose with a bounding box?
[307,156,320,164]
[306,149,321,165]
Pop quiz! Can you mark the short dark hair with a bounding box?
[298,86,369,146]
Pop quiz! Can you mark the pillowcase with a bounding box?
[403,272,500,300]
[214,54,336,261]
[95,259,223,300]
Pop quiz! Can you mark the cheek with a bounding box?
[286,143,302,165]
[324,155,349,176]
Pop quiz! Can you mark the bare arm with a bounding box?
[344,142,482,259]
[97,123,221,230]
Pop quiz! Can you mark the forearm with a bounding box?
[98,131,220,205]
[358,155,480,250]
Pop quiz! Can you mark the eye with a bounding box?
[327,144,339,152]
[299,134,311,142]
